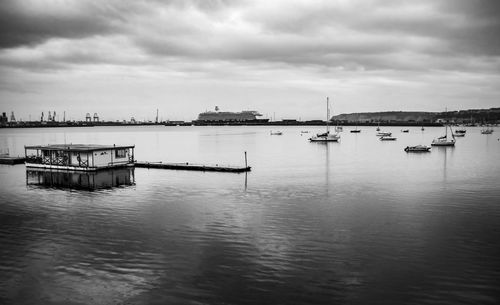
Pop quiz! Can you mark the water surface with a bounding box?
[1,126,499,304]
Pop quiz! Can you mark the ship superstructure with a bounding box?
[196,107,268,123]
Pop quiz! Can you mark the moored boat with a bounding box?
[380,136,397,141]
[376,132,392,137]
[404,145,431,152]
[25,144,135,171]
[309,97,340,142]
[481,127,493,134]
[270,131,283,135]
[309,131,341,142]
[432,125,455,146]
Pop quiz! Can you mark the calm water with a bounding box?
[1,126,500,305]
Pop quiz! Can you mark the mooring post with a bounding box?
[244,151,248,168]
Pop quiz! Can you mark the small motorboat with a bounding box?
[481,128,493,134]
[455,129,466,134]
[380,136,397,141]
[300,131,309,133]
[401,129,409,133]
[404,145,431,152]
[376,132,392,137]
[453,132,465,137]
[350,129,361,133]
[270,131,283,135]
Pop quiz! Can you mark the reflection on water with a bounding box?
[26,167,135,191]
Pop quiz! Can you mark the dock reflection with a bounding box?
[26,167,135,191]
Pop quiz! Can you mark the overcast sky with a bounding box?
[1,0,500,121]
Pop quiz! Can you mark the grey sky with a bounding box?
[1,0,499,121]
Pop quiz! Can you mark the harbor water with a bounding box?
[1,126,500,304]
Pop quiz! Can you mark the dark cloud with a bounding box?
[1,0,499,74]
[0,1,120,48]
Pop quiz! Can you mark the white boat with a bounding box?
[379,136,397,141]
[481,127,493,134]
[451,126,465,137]
[404,145,431,152]
[270,131,283,135]
[376,132,392,137]
[309,97,340,142]
[431,125,455,146]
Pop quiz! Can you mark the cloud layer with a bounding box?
[1,0,499,120]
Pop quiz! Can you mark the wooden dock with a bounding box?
[135,161,251,173]
[0,156,26,165]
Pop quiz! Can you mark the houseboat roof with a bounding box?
[25,144,135,152]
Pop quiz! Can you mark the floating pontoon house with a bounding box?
[25,144,135,171]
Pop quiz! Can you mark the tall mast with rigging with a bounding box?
[326,97,330,133]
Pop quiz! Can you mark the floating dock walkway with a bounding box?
[0,157,251,172]
[0,156,26,165]
[135,161,251,173]
[6,145,251,173]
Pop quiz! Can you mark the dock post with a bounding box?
[244,151,247,168]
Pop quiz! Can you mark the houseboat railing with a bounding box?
[26,155,89,167]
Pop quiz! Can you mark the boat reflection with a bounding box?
[26,167,135,191]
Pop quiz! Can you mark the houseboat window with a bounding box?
[115,149,126,158]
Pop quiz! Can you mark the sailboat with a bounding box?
[309,97,340,142]
[351,119,361,133]
[431,124,455,146]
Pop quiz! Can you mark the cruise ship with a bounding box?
[195,107,269,124]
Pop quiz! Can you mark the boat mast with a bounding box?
[445,107,448,139]
[326,97,330,133]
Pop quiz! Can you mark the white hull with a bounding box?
[380,136,397,141]
[309,135,340,142]
[431,140,455,146]
[405,145,431,152]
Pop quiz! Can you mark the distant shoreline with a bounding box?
[0,121,476,129]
